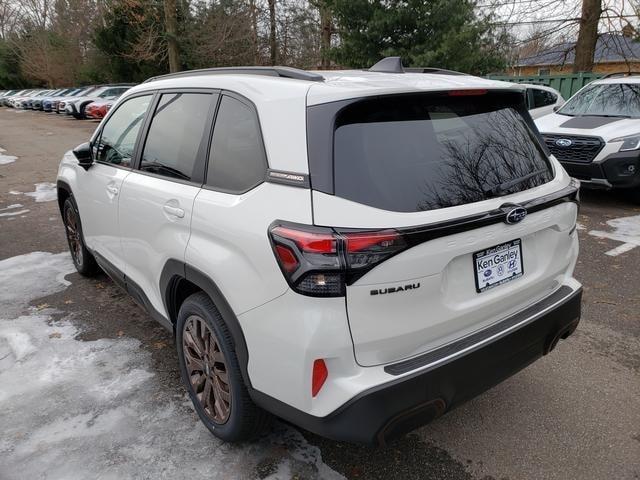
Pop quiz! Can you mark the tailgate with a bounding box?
[342,200,578,366]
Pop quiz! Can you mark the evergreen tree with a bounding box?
[330,0,509,74]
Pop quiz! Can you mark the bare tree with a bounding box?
[574,0,603,71]
[16,0,53,29]
[248,0,259,63]
[310,0,332,68]
[164,0,180,72]
[0,1,19,39]
[268,0,276,64]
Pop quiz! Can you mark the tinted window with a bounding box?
[99,87,129,98]
[558,83,640,118]
[207,95,266,192]
[140,93,212,181]
[332,93,553,212]
[95,95,151,167]
[531,88,556,108]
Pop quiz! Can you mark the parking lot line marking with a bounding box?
[604,243,637,256]
[588,214,640,256]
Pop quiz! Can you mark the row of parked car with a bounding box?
[0,84,135,120]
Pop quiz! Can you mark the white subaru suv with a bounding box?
[56,58,582,445]
[536,75,640,201]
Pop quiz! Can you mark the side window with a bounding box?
[95,95,151,167]
[532,88,557,108]
[140,92,213,181]
[207,95,267,192]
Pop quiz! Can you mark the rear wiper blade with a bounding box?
[484,169,547,197]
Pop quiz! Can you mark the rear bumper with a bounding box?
[252,284,582,445]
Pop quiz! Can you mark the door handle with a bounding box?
[106,185,119,196]
[163,205,185,218]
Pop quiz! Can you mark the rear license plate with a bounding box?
[473,239,523,293]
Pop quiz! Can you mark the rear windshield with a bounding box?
[319,92,552,212]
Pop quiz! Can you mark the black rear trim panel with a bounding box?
[385,285,573,375]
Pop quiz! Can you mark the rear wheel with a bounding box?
[62,197,98,276]
[176,292,270,442]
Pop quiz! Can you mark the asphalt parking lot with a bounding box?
[0,108,639,480]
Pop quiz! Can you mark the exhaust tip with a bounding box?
[544,318,580,354]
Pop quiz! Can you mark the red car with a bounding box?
[85,100,113,120]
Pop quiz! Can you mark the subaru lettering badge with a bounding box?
[555,138,572,148]
[505,206,527,225]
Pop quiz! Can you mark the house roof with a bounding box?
[516,33,640,67]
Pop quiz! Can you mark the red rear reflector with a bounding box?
[345,230,401,252]
[448,89,488,96]
[275,244,299,273]
[311,359,328,397]
[271,226,336,253]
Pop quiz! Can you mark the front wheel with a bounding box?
[176,292,271,442]
[62,197,98,276]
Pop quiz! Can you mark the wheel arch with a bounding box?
[56,180,72,215]
[160,259,252,387]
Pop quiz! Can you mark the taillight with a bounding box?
[343,230,406,277]
[270,225,343,297]
[269,223,408,297]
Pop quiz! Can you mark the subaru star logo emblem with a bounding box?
[555,138,572,148]
[505,206,527,225]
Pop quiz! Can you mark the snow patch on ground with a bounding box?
[0,204,28,216]
[589,214,640,256]
[0,147,18,165]
[0,251,343,479]
[9,190,21,195]
[0,209,30,217]
[24,182,57,202]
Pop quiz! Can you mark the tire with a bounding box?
[176,292,271,442]
[62,196,98,276]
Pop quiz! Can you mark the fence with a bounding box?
[486,73,603,99]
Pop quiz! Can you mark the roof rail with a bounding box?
[405,67,467,76]
[600,71,640,79]
[368,56,467,76]
[144,66,324,83]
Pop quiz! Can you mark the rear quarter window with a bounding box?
[310,91,553,212]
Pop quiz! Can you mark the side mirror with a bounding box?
[73,142,93,170]
[553,105,560,112]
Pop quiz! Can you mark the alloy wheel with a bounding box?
[183,315,231,423]
[64,206,83,266]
